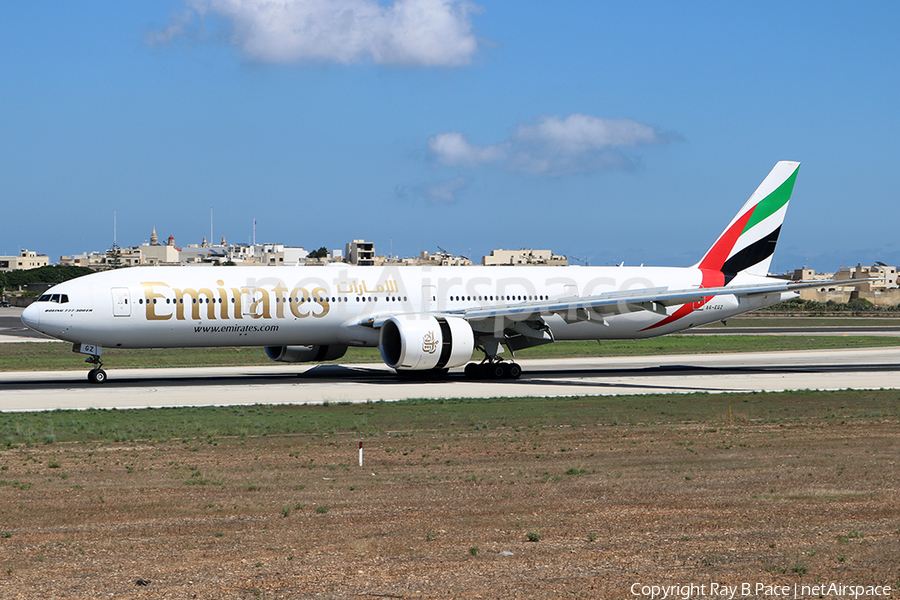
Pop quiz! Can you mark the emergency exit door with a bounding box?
[112,287,131,317]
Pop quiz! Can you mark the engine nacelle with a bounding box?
[265,345,348,363]
[379,315,474,371]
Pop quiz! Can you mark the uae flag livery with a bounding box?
[697,161,800,283]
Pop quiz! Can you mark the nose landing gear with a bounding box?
[85,354,107,384]
[74,343,107,384]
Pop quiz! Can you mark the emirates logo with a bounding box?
[422,331,439,354]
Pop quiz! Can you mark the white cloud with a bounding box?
[427,132,506,168]
[428,114,675,175]
[513,114,663,152]
[145,10,195,47]
[397,176,470,204]
[150,0,480,67]
[422,175,469,204]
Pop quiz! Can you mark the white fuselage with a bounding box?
[22,264,791,350]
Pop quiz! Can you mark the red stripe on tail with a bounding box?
[698,209,755,271]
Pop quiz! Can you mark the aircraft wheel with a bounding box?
[88,369,107,384]
[507,363,522,379]
[491,364,506,379]
[464,363,480,379]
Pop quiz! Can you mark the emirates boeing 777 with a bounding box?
[22,161,842,383]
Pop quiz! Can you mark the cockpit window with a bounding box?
[36,294,68,303]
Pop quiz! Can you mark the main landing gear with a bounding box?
[464,359,522,380]
[85,354,107,384]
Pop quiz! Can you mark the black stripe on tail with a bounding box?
[721,226,781,284]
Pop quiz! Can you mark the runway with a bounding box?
[0,307,52,342]
[2,346,900,412]
[687,325,900,336]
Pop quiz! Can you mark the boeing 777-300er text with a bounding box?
[22,161,851,383]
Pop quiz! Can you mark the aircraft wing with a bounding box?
[453,278,874,323]
[361,278,874,328]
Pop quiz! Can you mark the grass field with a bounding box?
[1,388,898,446]
[0,390,897,598]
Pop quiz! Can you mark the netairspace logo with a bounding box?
[629,582,893,600]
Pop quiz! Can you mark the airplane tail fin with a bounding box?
[695,161,800,282]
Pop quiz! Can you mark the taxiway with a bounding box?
[1,347,899,412]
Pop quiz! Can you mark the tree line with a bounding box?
[0,265,94,291]
[764,297,900,312]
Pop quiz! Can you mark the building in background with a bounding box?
[345,240,375,266]
[482,248,568,266]
[379,250,472,267]
[787,263,900,305]
[0,250,50,272]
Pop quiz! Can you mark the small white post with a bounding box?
[358,441,363,467]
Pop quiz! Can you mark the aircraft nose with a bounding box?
[21,303,40,330]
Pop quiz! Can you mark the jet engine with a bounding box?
[265,345,348,363]
[379,315,474,371]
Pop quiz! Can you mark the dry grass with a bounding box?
[0,398,897,599]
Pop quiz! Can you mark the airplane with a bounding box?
[22,161,849,384]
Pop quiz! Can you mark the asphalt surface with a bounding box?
[3,306,900,411]
[2,347,900,411]
[0,308,51,341]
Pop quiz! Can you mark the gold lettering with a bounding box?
[141,282,171,321]
[216,280,229,320]
[273,283,288,319]
[250,288,271,319]
[141,281,343,321]
[289,287,311,318]
[311,286,330,317]
[230,288,243,319]
[173,288,213,320]
[199,288,215,319]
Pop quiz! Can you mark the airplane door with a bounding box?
[241,287,258,316]
[422,285,437,313]
[112,287,131,317]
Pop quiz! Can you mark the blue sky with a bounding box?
[2,1,898,272]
